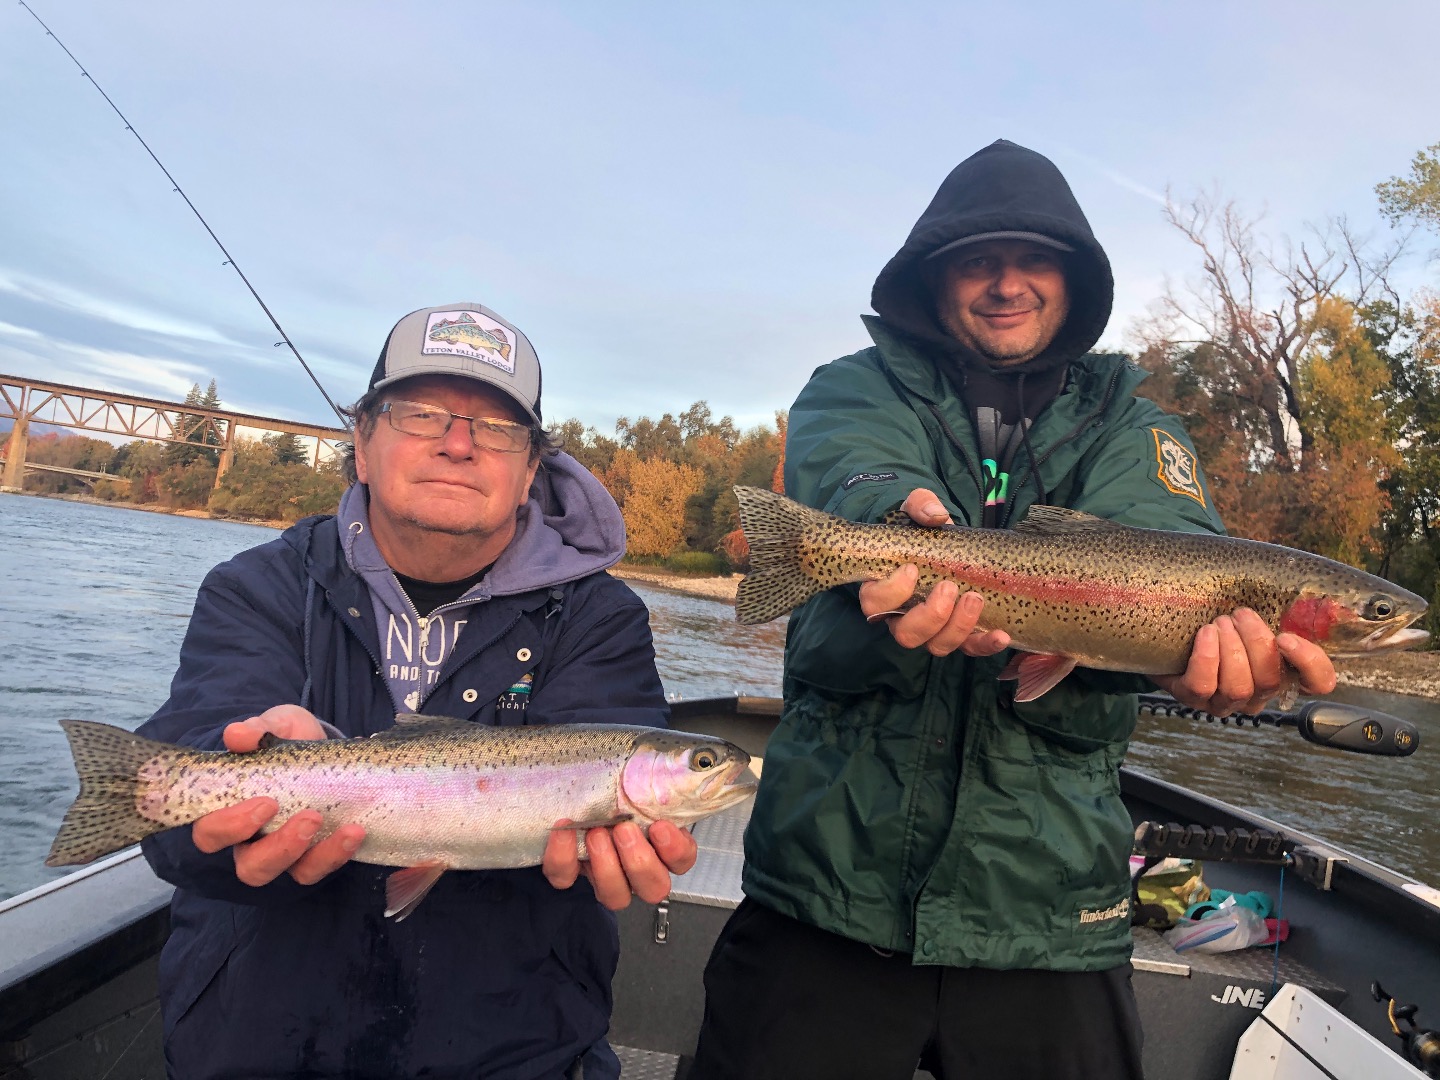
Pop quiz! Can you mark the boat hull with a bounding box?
[3,695,1437,1080]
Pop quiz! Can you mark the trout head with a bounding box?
[1280,583,1429,658]
[619,731,757,825]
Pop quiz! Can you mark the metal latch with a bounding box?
[653,900,670,945]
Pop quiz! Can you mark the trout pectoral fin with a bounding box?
[999,652,1078,702]
[384,861,450,921]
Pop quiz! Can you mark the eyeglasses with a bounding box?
[380,400,532,454]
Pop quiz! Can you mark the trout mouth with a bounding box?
[698,760,758,805]
[1357,626,1430,653]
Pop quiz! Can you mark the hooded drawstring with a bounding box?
[1014,370,1048,510]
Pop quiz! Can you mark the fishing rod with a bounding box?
[18,1,351,430]
[1138,693,1420,757]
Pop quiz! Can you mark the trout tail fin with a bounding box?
[733,486,831,624]
[46,719,172,866]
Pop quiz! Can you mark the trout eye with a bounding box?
[691,749,718,770]
[1366,596,1396,620]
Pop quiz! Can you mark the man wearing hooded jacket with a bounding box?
[688,143,1337,1079]
[138,303,697,1079]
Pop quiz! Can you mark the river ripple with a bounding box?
[1,494,1434,901]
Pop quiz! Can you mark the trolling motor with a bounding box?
[1372,982,1440,1077]
[1137,694,1421,757]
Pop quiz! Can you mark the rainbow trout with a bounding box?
[46,714,756,919]
[733,486,1428,701]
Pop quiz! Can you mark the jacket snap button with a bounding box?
[921,940,935,957]
[517,648,532,662]
[347,607,361,617]
[462,689,479,703]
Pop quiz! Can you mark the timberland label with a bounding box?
[1077,898,1130,926]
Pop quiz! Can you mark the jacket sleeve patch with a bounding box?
[1150,428,1206,507]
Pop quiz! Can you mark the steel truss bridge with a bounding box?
[0,373,350,492]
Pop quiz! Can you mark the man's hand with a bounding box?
[541,820,699,910]
[1152,608,1338,716]
[190,704,365,887]
[857,488,1011,658]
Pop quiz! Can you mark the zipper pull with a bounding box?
[418,616,430,652]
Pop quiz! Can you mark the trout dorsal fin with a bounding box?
[1012,506,1128,535]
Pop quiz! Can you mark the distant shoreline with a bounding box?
[4,489,288,529]
[609,564,742,603]
[13,490,1438,703]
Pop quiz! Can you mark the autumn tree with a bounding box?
[1139,192,1403,469]
[26,433,117,495]
[1290,299,1401,563]
[620,457,704,558]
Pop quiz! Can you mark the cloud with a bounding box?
[0,337,207,402]
[0,320,41,339]
[1050,145,1169,208]
[0,268,242,348]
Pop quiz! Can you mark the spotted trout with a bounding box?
[733,486,1428,702]
[46,714,756,919]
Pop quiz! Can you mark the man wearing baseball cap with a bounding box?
[138,304,693,1079]
[689,141,1338,1078]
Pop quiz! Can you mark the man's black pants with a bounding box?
[687,899,1145,1080]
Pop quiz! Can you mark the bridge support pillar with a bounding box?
[214,445,234,489]
[2,416,28,492]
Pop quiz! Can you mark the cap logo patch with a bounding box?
[424,310,515,373]
[1151,428,1205,506]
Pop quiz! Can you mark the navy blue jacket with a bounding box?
[139,474,666,1079]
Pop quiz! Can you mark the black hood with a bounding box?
[871,140,1114,373]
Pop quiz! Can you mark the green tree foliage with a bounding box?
[168,380,224,467]
[263,430,308,466]
[209,438,346,522]
[110,440,168,503]
[551,419,619,476]
[1372,295,1440,623]
[155,458,218,510]
[24,426,343,523]
[1377,143,1440,235]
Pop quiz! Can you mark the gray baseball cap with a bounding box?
[368,303,542,425]
[925,230,1075,260]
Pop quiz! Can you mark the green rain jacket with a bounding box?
[741,141,1226,972]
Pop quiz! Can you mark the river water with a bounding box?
[1,494,1434,902]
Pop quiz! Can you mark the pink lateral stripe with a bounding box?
[920,557,1211,610]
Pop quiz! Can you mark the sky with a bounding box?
[1,1,1437,438]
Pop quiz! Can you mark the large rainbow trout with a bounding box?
[47,714,756,919]
[733,486,1428,701]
